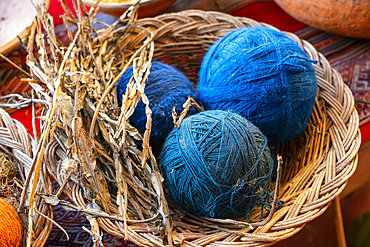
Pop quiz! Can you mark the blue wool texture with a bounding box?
[197,26,318,144]
[116,61,197,156]
[159,110,274,219]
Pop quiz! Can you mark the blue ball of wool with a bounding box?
[197,26,318,144]
[116,61,197,156]
[159,110,274,219]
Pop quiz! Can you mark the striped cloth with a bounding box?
[296,27,370,127]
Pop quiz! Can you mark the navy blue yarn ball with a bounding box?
[116,61,197,156]
[159,110,274,219]
[197,26,318,144]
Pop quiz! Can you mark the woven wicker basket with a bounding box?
[2,8,360,247]
[0,108,53,247]
[79,10,359,246]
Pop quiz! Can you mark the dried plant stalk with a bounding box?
[7,0,175,246]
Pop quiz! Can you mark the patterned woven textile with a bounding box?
[296,27,370,127]
[45,195,134,247]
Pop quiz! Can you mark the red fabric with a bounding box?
[10,106,40,137]
[10,107,32,134]
[47,0,66,26]
[48,0,90,26]
[360,125,370,143]
[232,1,307,33]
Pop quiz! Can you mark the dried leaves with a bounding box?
[7,0,174,246]
[0,151,22,207]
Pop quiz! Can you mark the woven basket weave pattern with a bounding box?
[0,109,53,247]
[0,9,360,247]
[124,10,358,246]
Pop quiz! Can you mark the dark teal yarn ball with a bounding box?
[197,26,318,144]
[159,110,274,219]
[116,61,197,156]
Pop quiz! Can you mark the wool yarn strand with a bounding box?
[0,199,22,247]
[116,61,198,156]
[160,110,274,219]
[198,26,318,144]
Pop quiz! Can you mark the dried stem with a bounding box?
[0,54,32,77]
[251,155,282,227]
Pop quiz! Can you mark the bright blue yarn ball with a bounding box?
[159,110,274,219]
[197,26,318,144]
[116,61,197,156]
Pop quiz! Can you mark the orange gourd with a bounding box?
[275,0,370,39]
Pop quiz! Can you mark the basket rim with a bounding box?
[0,8,361,247]
[123,9,360,245]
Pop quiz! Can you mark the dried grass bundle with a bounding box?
[2,1,174,246]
